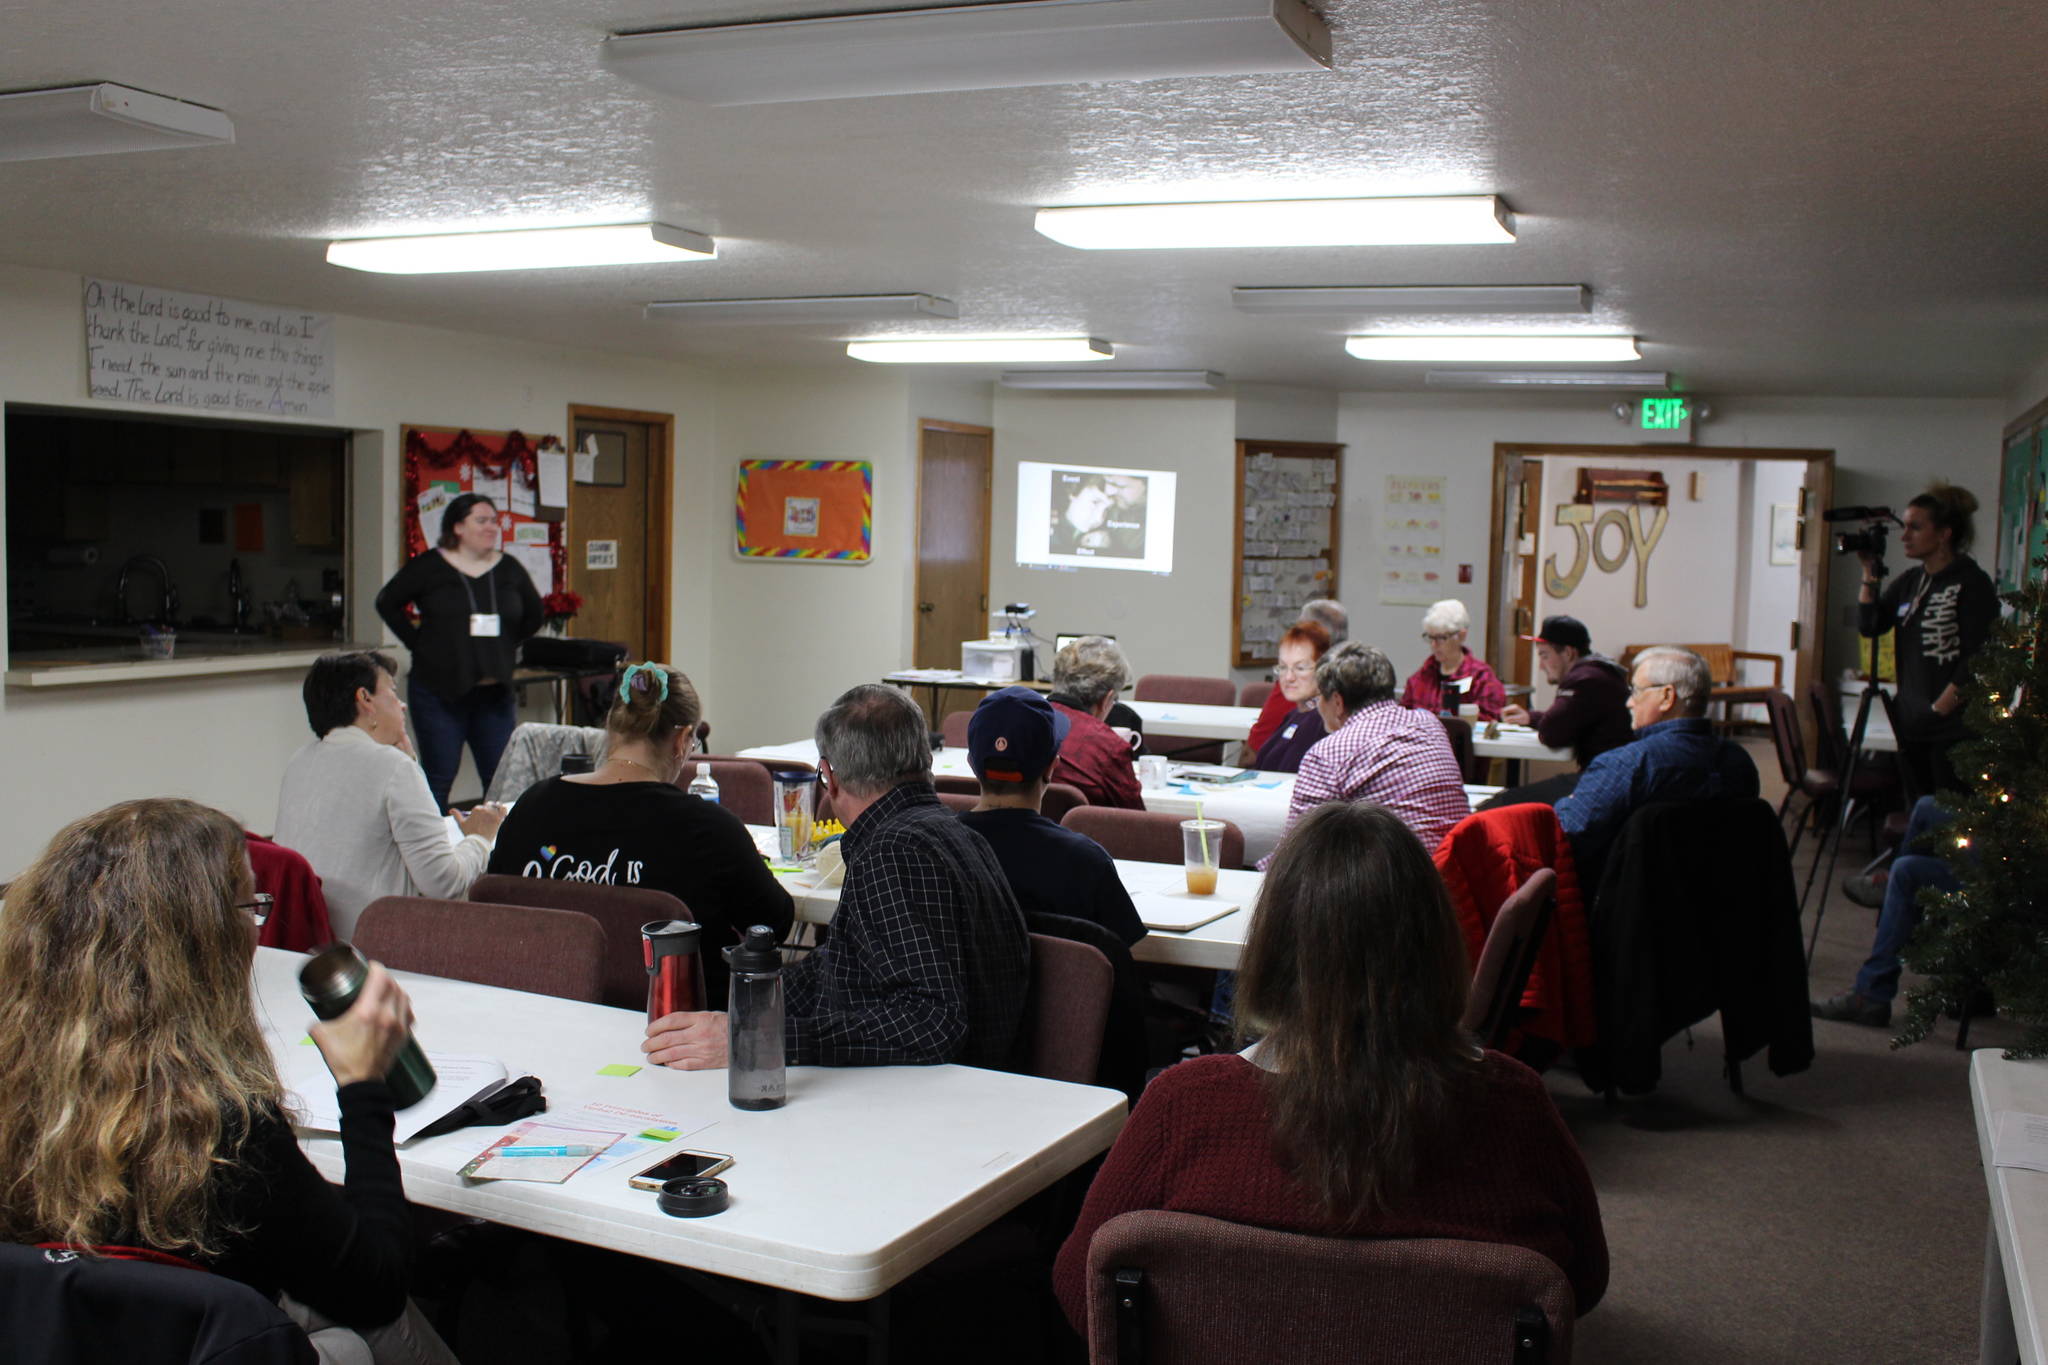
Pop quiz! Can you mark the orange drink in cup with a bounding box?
[1181,818,1224,895]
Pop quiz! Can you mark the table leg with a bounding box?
[776,1288,801,1365]
[1983,1215,2020,1365]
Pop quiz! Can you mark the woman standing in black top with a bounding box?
[0,798,454,1363]
[488,661,794,1008]
[1857,481,1998,794]
[376,492,544,810]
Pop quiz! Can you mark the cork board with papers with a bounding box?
[1233,440,1344,668]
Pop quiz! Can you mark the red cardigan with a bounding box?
[1053,1051,1607,1333]
[1245,683,1292,752]
[246,832,334,952]
[1049,701,1144,810]
[1434,803,1596,1050]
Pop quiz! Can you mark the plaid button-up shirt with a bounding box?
[1268,700,1470,864]
[784,782,1030,1069]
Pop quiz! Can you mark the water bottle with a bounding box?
[688,763,720,804]
[724,925,786,1111]
[298,944,437,1108]
[642,919,705,1023]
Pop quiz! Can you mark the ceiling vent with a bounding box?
[601,0,1332,106]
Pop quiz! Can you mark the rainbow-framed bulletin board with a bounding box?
[735,459,873,562]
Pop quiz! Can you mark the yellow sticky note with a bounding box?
[597,1063,642,1078]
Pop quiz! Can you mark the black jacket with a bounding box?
[375,550,543,701]
[1530,654,1633,768]
[1579,799,1815,1094]
[0,1243,314,1364]
[1859,554,1998,740]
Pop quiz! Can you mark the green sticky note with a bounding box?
[639,1128,679,1142]
[597,1063,642,1077]
[298,1035,315,1046]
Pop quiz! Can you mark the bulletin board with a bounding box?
[1997,420,2048,595]
[401,426,566,595]
[1232,440,1344,667]
[735,459,873,562]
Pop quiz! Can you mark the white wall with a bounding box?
[1234,384,1338,444]
[988,390,1238,688]
[0,262,710,876]
[1733,459,1807,690]
[2012,354,2048,421]
[1333,393,2004,694]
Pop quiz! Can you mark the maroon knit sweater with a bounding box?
[1053,1050,1608,1332]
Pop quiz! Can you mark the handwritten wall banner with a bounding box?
[83,277,336,418]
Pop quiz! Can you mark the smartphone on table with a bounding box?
[627,1149,734,1190]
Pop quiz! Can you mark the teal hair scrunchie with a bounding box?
[620,662,671,704]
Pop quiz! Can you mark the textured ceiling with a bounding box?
[4,0,2046,395]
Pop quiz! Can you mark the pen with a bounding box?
[495,1144,599,1158]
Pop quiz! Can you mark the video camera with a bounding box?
[1822,505,1899,559]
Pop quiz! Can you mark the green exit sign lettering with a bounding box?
[1640,397,1690,430]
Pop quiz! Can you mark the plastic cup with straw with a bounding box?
[1181,801,1221,896]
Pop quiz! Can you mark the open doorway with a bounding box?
[1486,443,1834,715]
[566,405,673,662]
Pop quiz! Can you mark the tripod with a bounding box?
[1799,597,1909,965]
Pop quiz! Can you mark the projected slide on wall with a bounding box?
[1015,462,1177,574]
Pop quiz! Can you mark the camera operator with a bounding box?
[1857,481,1996,794]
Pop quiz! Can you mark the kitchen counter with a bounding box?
[5,635,378,689]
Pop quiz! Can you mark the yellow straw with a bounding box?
[1195,800,1212,868]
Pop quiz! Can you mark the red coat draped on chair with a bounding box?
[246,833,335,952]
[1433,804,1596,1050]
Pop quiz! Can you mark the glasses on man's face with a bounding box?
[1422,631,1461,643]
[1272,661,1316,679]
[239,893,274,928]
[1629,681,1674,700]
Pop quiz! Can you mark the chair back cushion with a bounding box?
[1133,674,1237,706]
[468,875,692,1010]
[933,773,980,797]
[1461,867,1558,1050]
[1805,680,1849,773]
[354,897,606,1003]
[1062,807,1245,870]
[1041,782,1090,825]
[1026,912,1147,1099]
[940,710,973,749]
[1437,715,1491,784]
[0,1242,316,1364]
[1237,680,1273,709]
[1083,1212,1574,1365]
[1025,932,1115,1085]
[684,761,774,826]
[1762,689,1806,787]
[485,723,609,803]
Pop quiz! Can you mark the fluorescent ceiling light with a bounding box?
[645,294,956,323]
[1000,370,1225,391]
[1233,284,1586,314]
[602,0,1330,106]
[326,222,713,274]
[1346,335,1640,363]
[1425,370,1671,390]
[848,337,1113,364]
[0,83,233,162]
[1036,196,1514,250]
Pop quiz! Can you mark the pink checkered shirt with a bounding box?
[1268,700,1469,865]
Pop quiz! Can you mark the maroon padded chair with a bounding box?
[469,875,695,1011]
[1062,806,1245,871]
[1237,680,1274,710]
[1768,687,1893,856]
[353,897,605,1004]
[1806,680,1904,803]
[940,710,973,749]
[1024,932,1115,1086]
[681,759,775,826]
[1437,715,1493,785]
[1135,673,1239,764]
[1041,782,1089,825]
[933,774,980,798]
[1461,867,1558,1052]
[698,751,815,774]
[935,790,979,813]
[1083,1212,1575,1364]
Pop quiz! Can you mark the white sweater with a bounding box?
[273,725,492,940]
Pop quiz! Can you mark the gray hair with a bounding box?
[1299,598,1348,646]
[1631,646,1713,717]
[814,683,932,797]
[1315,640,1396,711]
[1051,635,1132,709]
[1420,599,1469,636]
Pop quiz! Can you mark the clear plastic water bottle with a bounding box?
[687,762,720,804]
[725,925,786,1111]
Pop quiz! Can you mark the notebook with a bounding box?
[1131,889,1240,933]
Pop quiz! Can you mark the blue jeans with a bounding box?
[409,680,518,811]
[1854,796,1961,1002]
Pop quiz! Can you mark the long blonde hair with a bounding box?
[0,799,282,1254]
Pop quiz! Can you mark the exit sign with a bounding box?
[1633,395,1695,442]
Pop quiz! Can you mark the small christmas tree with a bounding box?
[1897,558,2048,1053]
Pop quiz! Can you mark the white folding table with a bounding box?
[1971,1048,2048,1364]
[253,948,1125,1307]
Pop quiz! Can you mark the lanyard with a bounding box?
[460,565,499,617]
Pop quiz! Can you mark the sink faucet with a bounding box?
[116,555,178,625]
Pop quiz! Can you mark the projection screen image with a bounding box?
[1015,461,1177,573]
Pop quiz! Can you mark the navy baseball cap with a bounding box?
[1521,615,1592,654]
[967,686,1070,783]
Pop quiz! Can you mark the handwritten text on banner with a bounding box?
[83,277,335,418]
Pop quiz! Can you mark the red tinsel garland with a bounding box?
[400,427,565,595]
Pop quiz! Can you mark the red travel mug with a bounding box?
[643,919,705,1022]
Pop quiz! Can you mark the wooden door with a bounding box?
[1792,454,1834,700]
[566,406,674,662]
[913,420,993,671]
[1487,451,1545,689]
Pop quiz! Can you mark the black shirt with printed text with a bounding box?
[487,776,793,1008]
[1859,553,1998,739]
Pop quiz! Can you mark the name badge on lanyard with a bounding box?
[1281,723,1298,740]
[470,613,501,637]
[464,568,500,637]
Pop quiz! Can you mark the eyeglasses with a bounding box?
[1629,681,1674,699]
[1421,631,1462,643]
[1271,662,1317,678]
[239,893,274,927]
